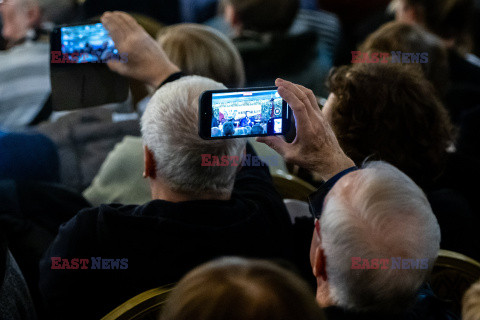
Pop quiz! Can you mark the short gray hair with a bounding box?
[320,161,440,313]
[141,76,246,197]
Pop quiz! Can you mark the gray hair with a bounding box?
[141,76,246,198]
[320,161,440,313]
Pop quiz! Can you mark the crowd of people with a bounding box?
[1,0,480,319]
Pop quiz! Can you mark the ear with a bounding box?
[311,219,328,281]
[313,246,328,282]
[144,146,157,179]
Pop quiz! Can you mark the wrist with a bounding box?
[315,155,355,181]
[149,63,181,88]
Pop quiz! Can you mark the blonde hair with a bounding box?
[463,279,480,320]
[158,24,245,88]
[160,257,326,320]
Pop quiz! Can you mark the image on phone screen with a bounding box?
[60,23,118,63]
[211,89,285,137]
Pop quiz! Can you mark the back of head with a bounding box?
[158,24,245,88]
[463,279,480,320]
[359,21,449,95]
[160,257,326,320]
[321,161,441,313]
[221,0,299,33]
[401,0,475,53]
[141,76,246,198]
[328,62,454,188]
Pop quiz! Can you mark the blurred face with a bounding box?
[0,0,38,42]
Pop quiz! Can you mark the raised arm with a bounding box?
[257,78,355,181]
[101,11,180,88]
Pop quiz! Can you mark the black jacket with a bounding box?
[323,284,458,320]
[39,148,294,319]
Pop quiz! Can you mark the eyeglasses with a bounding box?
[308,185,330,221]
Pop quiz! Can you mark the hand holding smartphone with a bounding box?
[49,22,129,110]
[199,87,292,139]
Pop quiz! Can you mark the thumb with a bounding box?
[256,136,289,156]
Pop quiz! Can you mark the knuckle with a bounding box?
[305,89,314,97]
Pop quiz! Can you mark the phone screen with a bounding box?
[209,89,287,138]
[60,23,118,63]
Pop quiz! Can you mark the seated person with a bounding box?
[160,257,326,320]
[215,0,330,95]
[0,0,59,129]
[222,121,235,136]
[359,21,449,98]
[211,127,222,137]
[251,124,264,135]
[39,16,294,317]
[83,22,284,206]
[392,0,480,122]
[157,23,245,88]
[258,78,458,319]
[320,62,480,260]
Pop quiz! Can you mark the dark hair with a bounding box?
[404,0,475,53]
[359,21,449,96]
[222,0,299,33]
[328,63,455,188]
[223,122,235,136]
[160,257,326,320]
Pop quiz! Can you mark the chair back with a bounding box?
[101,284,175,320]
[272,170,316,202]
[283,199,311,224]
[429,249,480,315]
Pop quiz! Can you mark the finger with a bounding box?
[112,11,142,33]
[276,83,312,138]
[296,84,322,117]
[276,79,314,112]
[101,12,128,42]
[256,136,289,156]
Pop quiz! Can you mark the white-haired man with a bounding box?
[39,75,294,320]
[258,79,457,319]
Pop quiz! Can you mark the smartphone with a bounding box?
[199,87,291,139]
[49,22,129,110]
[50,22,126,64]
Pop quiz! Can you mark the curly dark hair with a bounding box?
[328,63,455,188]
